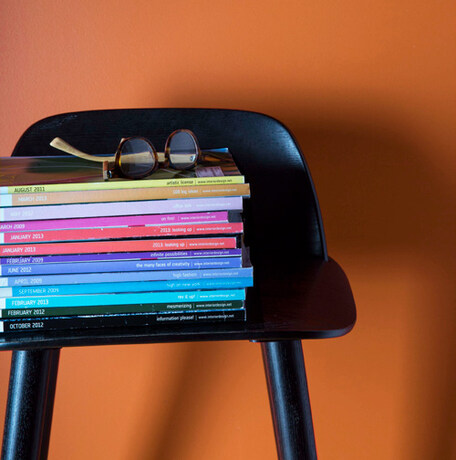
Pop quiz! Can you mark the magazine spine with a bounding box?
[0,309,246,332]
[0,289,246,309]
[0,184,249,207]
[0,248,243,265]
[0,176,245,195]
[0,300,244,319]
[0,257,243,276]
[0,237,238,256]
[0,222,243,244]
[0,277,254,298]
[0,211,232,232]
[0,267,253,287]
[1,300,245,318]
[0,196,244,222]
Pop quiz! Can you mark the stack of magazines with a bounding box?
[0,149,253,334]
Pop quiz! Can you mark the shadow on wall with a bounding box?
[286,112,452,255]
[286,111,456,460]
[129,92,455,459]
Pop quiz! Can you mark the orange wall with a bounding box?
[1,1,455,459]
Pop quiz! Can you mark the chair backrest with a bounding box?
[12,108,327,269]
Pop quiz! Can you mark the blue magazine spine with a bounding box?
[0,289,246,309]
[0,277,254,298]
[1,257,242,276]
[0,267,254,287]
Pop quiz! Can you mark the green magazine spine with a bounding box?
[0,300,244,319]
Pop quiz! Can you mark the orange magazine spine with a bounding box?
[0,184,250,207]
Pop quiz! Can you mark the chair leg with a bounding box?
[261,340,317,460]
[1,349,60,460]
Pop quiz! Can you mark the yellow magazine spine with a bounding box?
[1,175,245,195]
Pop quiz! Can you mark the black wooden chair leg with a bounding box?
[261,341,317,460]
[2,349,60,460]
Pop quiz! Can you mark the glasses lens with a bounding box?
[119,138,156,178]
[168,132,198,169]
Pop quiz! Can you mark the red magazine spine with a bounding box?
[1,223,244,244]
[0,237,238,256]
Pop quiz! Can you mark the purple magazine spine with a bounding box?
[0,197,243,222]
[0,249,243,265]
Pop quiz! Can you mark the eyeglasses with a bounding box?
[50,129,202,180]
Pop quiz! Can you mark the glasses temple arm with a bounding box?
[50,138,115,163]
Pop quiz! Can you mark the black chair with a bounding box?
[0,109,356,460]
